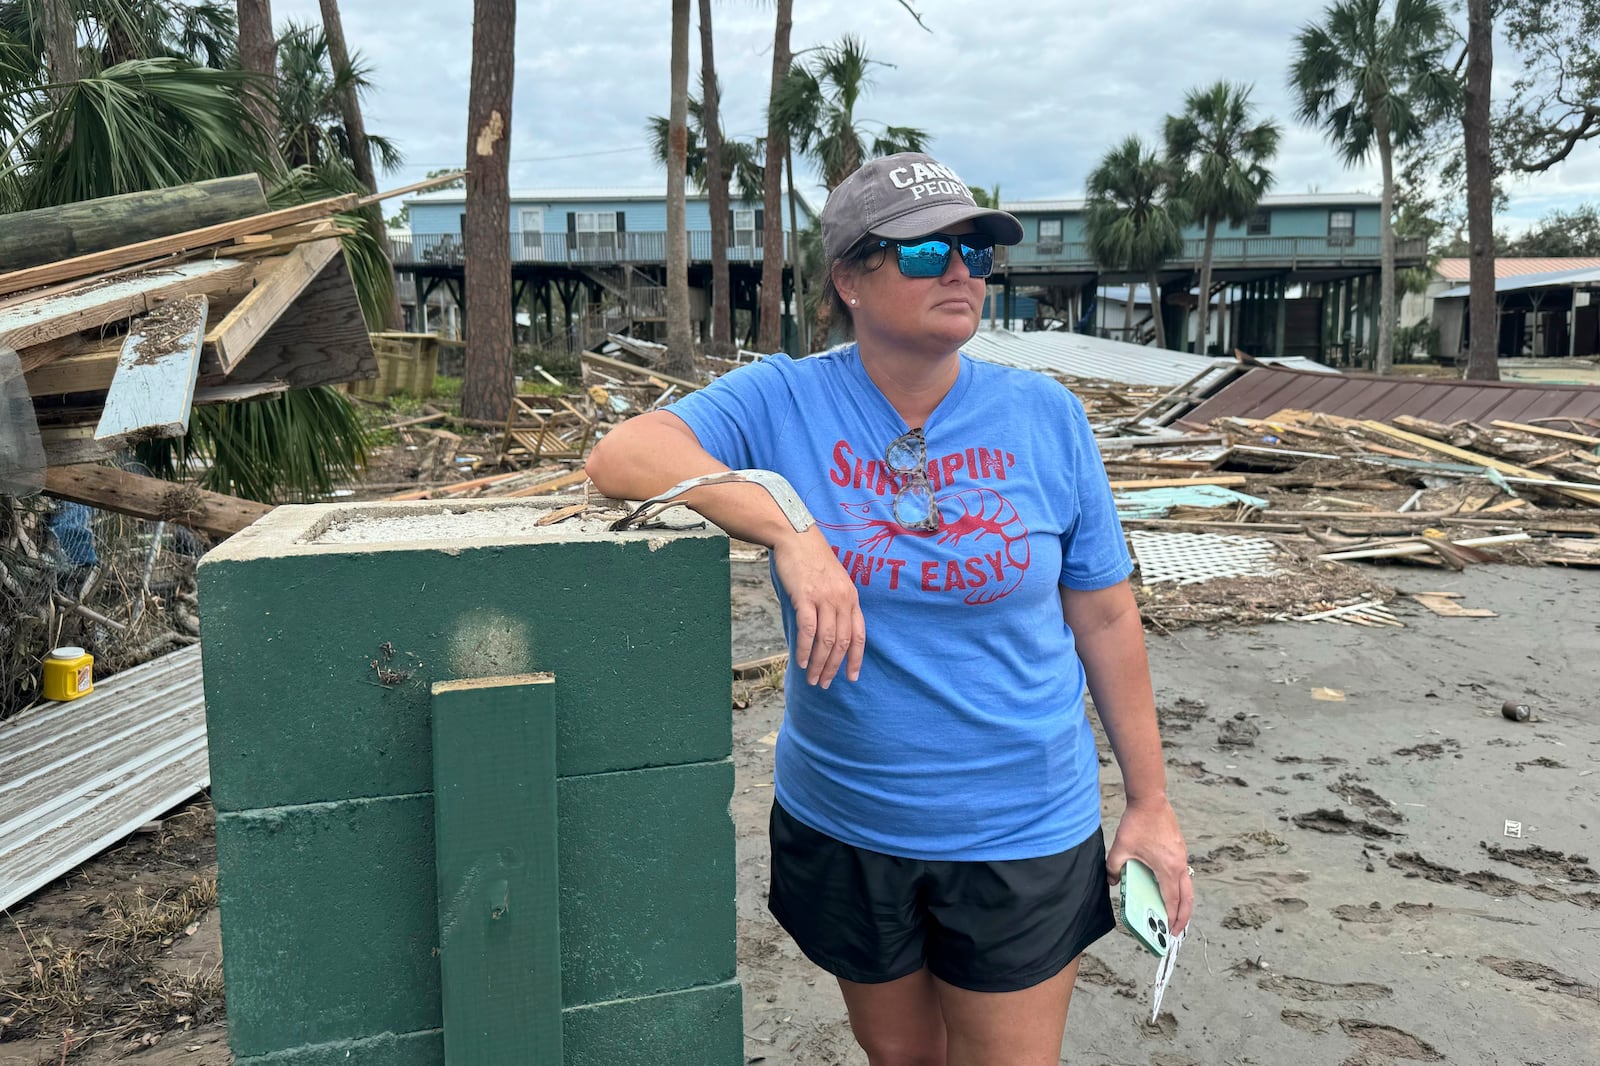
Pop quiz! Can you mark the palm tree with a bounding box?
[460,0,516,421]
[2,58,277,209]
[0,1,380,503]
[314,0,400,327]
[756,0,791,353]
[647,98,763,201]
[664,0,694,376]
[771,35,928,347]
[649,92,763,353]
[1085,136,1188,350]
[696,0,730,357]
[1290,0,1458,373]
[1164,81,1281,355]
[236,0,278,142]
[274,23,399,173]
[770,35,930,193]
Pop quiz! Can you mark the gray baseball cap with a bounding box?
[821,152,1023,264]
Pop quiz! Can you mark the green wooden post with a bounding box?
[432,674,562,1064]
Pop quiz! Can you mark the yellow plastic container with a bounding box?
[42,646,93,701]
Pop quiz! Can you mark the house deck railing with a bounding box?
[392,231,788,267]
[1003,235,1428,270]
[391,232,1426,272]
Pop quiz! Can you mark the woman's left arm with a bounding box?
[1060,580,1193,933]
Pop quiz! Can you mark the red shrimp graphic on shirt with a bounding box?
[820,486,1031,605]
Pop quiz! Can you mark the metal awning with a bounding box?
[1436,266,1600,300]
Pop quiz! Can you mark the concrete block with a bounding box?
[199,499,731,813]
[233,1030,442,1066]
[215,795,439,1057]
[563,980,744,1065]
[559,760,737,1005]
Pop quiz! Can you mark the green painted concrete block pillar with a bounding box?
[198,499,743,1065]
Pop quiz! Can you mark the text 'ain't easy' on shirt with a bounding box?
[667,345,1133,862]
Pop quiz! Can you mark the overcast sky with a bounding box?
[275,0,1598,233]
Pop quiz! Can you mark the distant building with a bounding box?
[997,192,1419,364]
[394,187,817,350]
[1424,260,1600,360]
[390,184,1418,364]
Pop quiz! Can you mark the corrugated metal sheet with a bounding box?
[0,645,207,911]
[1436,266,1600,299]
[962,330,1222,385]
[1115,485,1269,519]
[1436,257,1600,282]
[960,329,1339,386]
[1002,192,1379,213]
[1186,366,1600,427]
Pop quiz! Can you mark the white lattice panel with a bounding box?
[1130,531,1282,586]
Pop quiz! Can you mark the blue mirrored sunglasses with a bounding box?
[877,232,996,279]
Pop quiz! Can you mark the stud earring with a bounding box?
[850,298,858,306]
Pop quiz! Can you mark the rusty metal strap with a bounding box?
[609,469,815,534]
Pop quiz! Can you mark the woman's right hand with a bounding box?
[771,527,866,689]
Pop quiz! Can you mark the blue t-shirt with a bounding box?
[670,346,1133,861]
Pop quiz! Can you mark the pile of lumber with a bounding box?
[1102,406,1600,573]
[0,173,456,536]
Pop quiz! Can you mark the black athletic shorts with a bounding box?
[767,801,1116,993]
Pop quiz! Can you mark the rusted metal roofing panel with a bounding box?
[1187,366,1600,427]
[0,645,207,911]
[1436,257,1600,282]
[1436,266,1600,299]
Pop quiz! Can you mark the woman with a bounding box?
[586,152,1191,1066]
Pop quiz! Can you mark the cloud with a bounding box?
[273,0,1591,222]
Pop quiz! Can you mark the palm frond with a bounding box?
[17,57,275,208]
[135,386,369,503]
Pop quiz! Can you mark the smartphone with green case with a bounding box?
[1119,859,1171,957]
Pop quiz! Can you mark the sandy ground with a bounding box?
[731,560,1600,1066]
[2,559,1596,1065]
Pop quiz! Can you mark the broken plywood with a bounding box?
[0,257,250,351]
[204,236,342,373]
[95,293,208,440]
[198,252,375,391]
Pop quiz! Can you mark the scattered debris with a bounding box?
[1130,531,1283,586]
[1411,591,1497,617]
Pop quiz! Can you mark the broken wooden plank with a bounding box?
[1318,532,1531,563]
[0,258,251,352]
[1359,421,1600,507]
[356,170,467,206]
[0,193,362,298]
[44,463,271,538]
[580,349,703,392]
[197,253,375,390]
[1410,592,1497,618]
[1489,419,1600,447]
[1105,475,1248,490]
[23,344,122,395]
[386,469,525,501]
[500,469,591,498]
[733,653,788,679]
[203,239,342,373]
[95,295,208,441]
